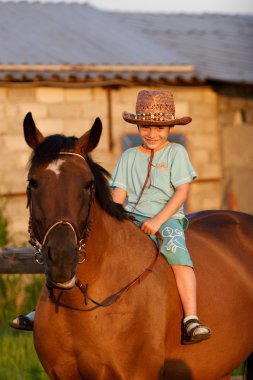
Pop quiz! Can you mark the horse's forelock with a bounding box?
[29,134,78,167]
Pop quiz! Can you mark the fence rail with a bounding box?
[0,247,44,274]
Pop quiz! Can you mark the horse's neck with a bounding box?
[81,201,159,283]
[81,202,127,279]
[88,201,119,248]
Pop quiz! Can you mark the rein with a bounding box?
[75,232,162,308]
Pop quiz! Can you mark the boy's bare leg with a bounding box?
[171,265,211,344]
[171,265,197,316]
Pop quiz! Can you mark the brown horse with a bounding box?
[23,112,253,380]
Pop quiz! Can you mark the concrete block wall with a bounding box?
[0,86,109,243]
[219,94,253,213]
[0,84,223,243]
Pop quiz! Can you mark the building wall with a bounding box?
[0,84,227,243]
[218,91,253,213]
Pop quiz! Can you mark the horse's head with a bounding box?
[24,112,102,289]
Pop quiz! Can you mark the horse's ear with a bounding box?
[76,117,102,154]
[23,112,44,149]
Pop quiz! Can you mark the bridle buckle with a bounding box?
[34,248,44,265]
[78,239,87,264]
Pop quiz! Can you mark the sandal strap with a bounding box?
[9,313,34,331]
[182,317,211,344]
[184,318,211,338]
[18,314,33,326]
[184,318,200,329]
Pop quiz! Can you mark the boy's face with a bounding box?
[138,126,171,150]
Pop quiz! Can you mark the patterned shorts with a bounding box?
[132,214,193,268]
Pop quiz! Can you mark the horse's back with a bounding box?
[188,209,253,237]
[186,210,253,302]
[187,210,253,271]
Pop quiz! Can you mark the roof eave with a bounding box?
[0,64,195,73]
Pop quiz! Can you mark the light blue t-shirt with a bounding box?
[110,141,196,219]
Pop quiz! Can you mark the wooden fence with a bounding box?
[0,247,44,274]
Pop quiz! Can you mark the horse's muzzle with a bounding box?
[48,275,76,289]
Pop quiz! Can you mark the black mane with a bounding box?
[29,134,128,221]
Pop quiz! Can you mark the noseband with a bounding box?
[27,152,94,265]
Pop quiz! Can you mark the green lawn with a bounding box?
[0,274,47,379]
[0,327,48,380]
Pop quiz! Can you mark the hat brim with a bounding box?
[122,112,192,126]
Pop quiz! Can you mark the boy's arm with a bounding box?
[141,183,189,235]
[112,187,127,205]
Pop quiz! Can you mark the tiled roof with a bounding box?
[0,2,252,84]
[114,12,253,84]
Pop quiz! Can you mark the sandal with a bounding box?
[182,317,211,345]
[9,314,34,331]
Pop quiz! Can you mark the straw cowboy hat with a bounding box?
[122,90,192,126]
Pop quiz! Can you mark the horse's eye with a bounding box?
[28,179,38,189]
[84,180,94,190]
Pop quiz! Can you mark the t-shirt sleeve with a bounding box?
[170,145,197,187]
[110,152,128,191]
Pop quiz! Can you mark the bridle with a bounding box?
[27,150,161,309]
[27,152,93,266]
[28,218,88,265]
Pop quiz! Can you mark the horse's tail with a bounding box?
[245,353,253,380]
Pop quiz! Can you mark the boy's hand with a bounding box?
[141,218,162,235]
[141,184,189,235]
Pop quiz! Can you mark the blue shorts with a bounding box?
[132,214,193,268]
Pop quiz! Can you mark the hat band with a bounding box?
[135,113,175,122]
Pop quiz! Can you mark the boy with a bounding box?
[111,90,211,344]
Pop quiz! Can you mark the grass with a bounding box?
[0,327,48,380]
[0,274,48,380]
[232,363,245,376]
